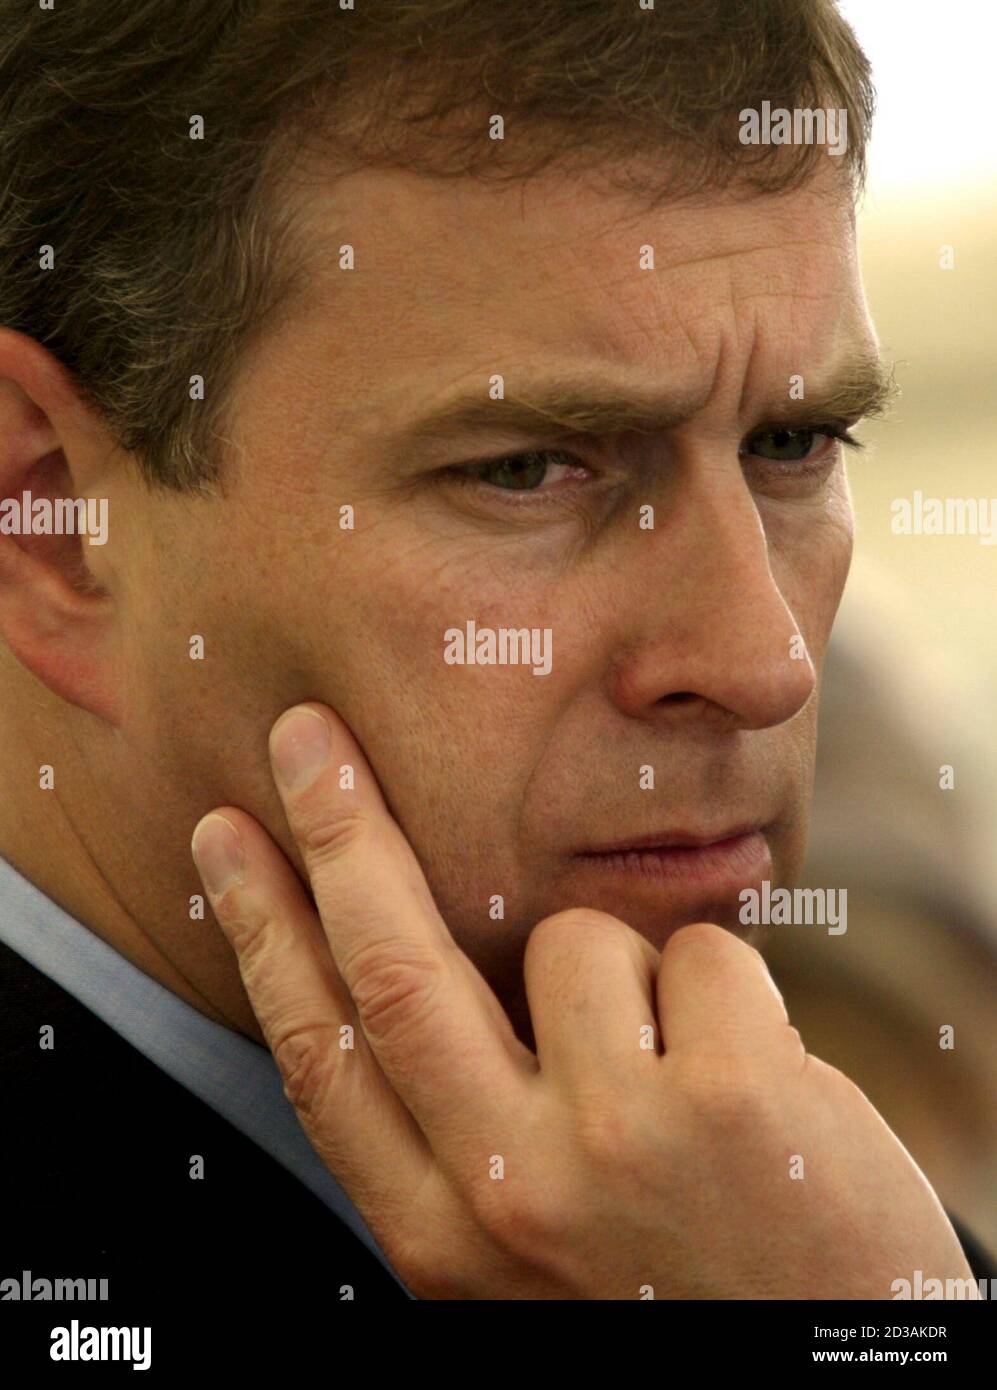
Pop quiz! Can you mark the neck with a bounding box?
[0,665,266,1045]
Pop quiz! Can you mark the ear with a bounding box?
[0,327,122,724]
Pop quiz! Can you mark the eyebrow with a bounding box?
[399,353,898,449]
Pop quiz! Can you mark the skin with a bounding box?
[0,153,871,1048]
[186,703,976,1297]
[0,146,976,1297]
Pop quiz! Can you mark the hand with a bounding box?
[191,701,978,1300]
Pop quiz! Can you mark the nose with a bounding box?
[608,462,818,731]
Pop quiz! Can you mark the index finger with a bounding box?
[268,702,536,1154]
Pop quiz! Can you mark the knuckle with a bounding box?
[389,1211,475,1300]
[401,1235,487,1301]
[781,1025,807,1062]
[381,1184,478,1299]
[395,1242,461,1300]
[678,1060,780,1138]
[574,1098,647,1172]
[526,911,636,992]
[529,907,629,953]
[343,939,447,1044]
[802,1050,858,1095]
[298,811,370,863]
[665,920,737,961]
[469,1176,568,1258]
[219,898,276,971]
[271,1020,342,1118]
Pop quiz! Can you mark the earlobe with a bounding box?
[0,331,123,726]
[0,532,122,724]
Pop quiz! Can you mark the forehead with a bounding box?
[269,153,871,430]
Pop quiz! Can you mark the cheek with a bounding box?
[302,533,610,843]
[810,481,855,654]
[767,477,855,662]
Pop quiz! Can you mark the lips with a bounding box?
[572,826,772,895]
[578,825,765,855]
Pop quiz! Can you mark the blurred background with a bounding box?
[765,0,997,1257]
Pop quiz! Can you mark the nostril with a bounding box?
[664,691,698,704]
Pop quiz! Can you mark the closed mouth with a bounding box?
[578,825,764,856]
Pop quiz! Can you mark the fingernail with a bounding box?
[271,706,331,791]
[192,814,245,895]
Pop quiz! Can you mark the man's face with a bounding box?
[96,153,877,1020]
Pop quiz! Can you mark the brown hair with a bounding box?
[0,0,875,490]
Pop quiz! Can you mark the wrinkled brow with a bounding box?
[400,354,898,447]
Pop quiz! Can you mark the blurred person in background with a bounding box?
[765,561,997,1268]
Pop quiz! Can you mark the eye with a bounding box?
[741,424,859,464]
[458,449,588,492]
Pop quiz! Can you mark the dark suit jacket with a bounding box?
[0,938,409,1326]
[2,936,993,1325]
